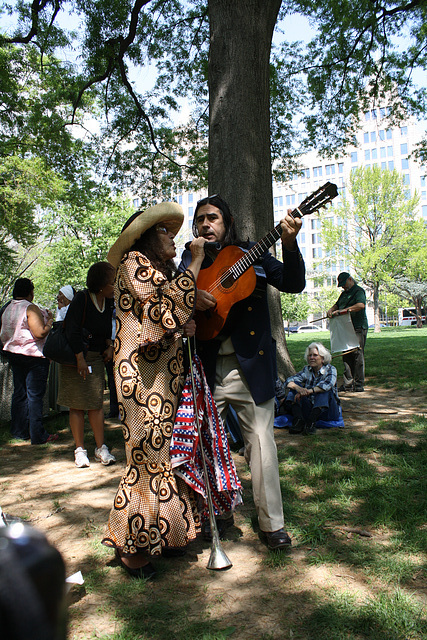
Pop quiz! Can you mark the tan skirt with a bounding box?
[57,351,105,410]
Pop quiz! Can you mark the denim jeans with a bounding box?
[285,388,341,423]
[8,353,50,444]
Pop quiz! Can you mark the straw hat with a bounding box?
[107,202,184,268]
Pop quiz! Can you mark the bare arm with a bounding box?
[27,305,53,340]
[186,237,209,280]
[187,237,217,311]
[327,304,338,318]
[329,302,365,317]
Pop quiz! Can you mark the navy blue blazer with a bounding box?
[178,244,305,405]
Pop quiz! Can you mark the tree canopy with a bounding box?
[320,165,421,331]
[1,0,427,363]
[2,0,427,190]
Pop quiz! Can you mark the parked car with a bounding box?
[283,324,298,333]
[297,325,323,332]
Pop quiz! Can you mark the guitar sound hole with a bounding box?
[220,273,236,290]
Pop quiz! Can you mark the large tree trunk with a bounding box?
[208,0,295,377]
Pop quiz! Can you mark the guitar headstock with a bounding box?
[291,182,338,219]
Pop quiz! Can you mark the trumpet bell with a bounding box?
[207,544,233,571]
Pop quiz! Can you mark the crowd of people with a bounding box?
[0,196,369,581]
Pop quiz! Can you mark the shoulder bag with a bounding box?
[43,293,89,365]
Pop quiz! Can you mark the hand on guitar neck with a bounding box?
[194,209,301,314]
[280,208,303,251]
[192,183,338,341]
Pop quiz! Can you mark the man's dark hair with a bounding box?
[193,195,241,246]
[86,262,116,293]
[12,278,34,299]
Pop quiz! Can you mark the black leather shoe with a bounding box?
[262,528,292,550]
[289,418,304,434]
[338,385,353,392]
[115,549,156,579]
[202,514,234,541]
[303,422,317,435]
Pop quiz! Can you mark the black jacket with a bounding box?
[178,244,305,405]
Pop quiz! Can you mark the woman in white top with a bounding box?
[0,278,58,444]
[55,285,75,321]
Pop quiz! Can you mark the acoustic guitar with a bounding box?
[195,182,338,341]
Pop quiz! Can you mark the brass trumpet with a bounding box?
[187,340,232,571]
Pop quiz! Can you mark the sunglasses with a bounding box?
[196,193,220,204]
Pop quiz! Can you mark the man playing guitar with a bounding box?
[178,194,306,551]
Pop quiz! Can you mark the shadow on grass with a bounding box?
[303,588,427,640]
[277,415,427,588]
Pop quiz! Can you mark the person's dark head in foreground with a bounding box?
[12,278,34,299]
[0,522,67,640]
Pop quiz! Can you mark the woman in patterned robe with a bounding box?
[103,203,207,578]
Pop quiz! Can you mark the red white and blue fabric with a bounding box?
[171,354,242,517]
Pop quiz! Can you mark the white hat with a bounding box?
[59,285,75,302]
[107,202,184,268]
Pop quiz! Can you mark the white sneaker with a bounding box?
[94,444,116,466]
[74,447,90,468]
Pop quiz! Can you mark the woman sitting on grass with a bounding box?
[281,342,340,435]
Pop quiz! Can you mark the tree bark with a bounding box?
[415,297,423,328]
[208,0,295,377]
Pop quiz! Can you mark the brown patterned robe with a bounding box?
[102,251,199,556]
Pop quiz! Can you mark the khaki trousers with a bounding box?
[214,353,284,532]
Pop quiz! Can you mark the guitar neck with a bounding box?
[226,182,338,281]
[230,223,283,278]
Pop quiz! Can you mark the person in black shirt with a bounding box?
[57,262,116,468]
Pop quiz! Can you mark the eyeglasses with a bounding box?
[155,225,168,234]
[196,193,220,204]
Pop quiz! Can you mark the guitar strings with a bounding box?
[199,185,336,296]
[203,225,283,295]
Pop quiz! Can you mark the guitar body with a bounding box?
[195,245,257,341]
[193,182,338,341]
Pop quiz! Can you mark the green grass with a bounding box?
[1,327,426,640]
[304,588,427,640]
[285,325,427,390]
[279,415,427,578]
[274,411,427,639]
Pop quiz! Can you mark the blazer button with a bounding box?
[259,350,264,356]
[250,331,255,336]
[248,306,253,311]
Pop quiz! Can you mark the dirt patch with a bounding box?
[1,384,426,639]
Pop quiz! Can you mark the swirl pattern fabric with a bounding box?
[102,252,200,556]
[171,354,242,518]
